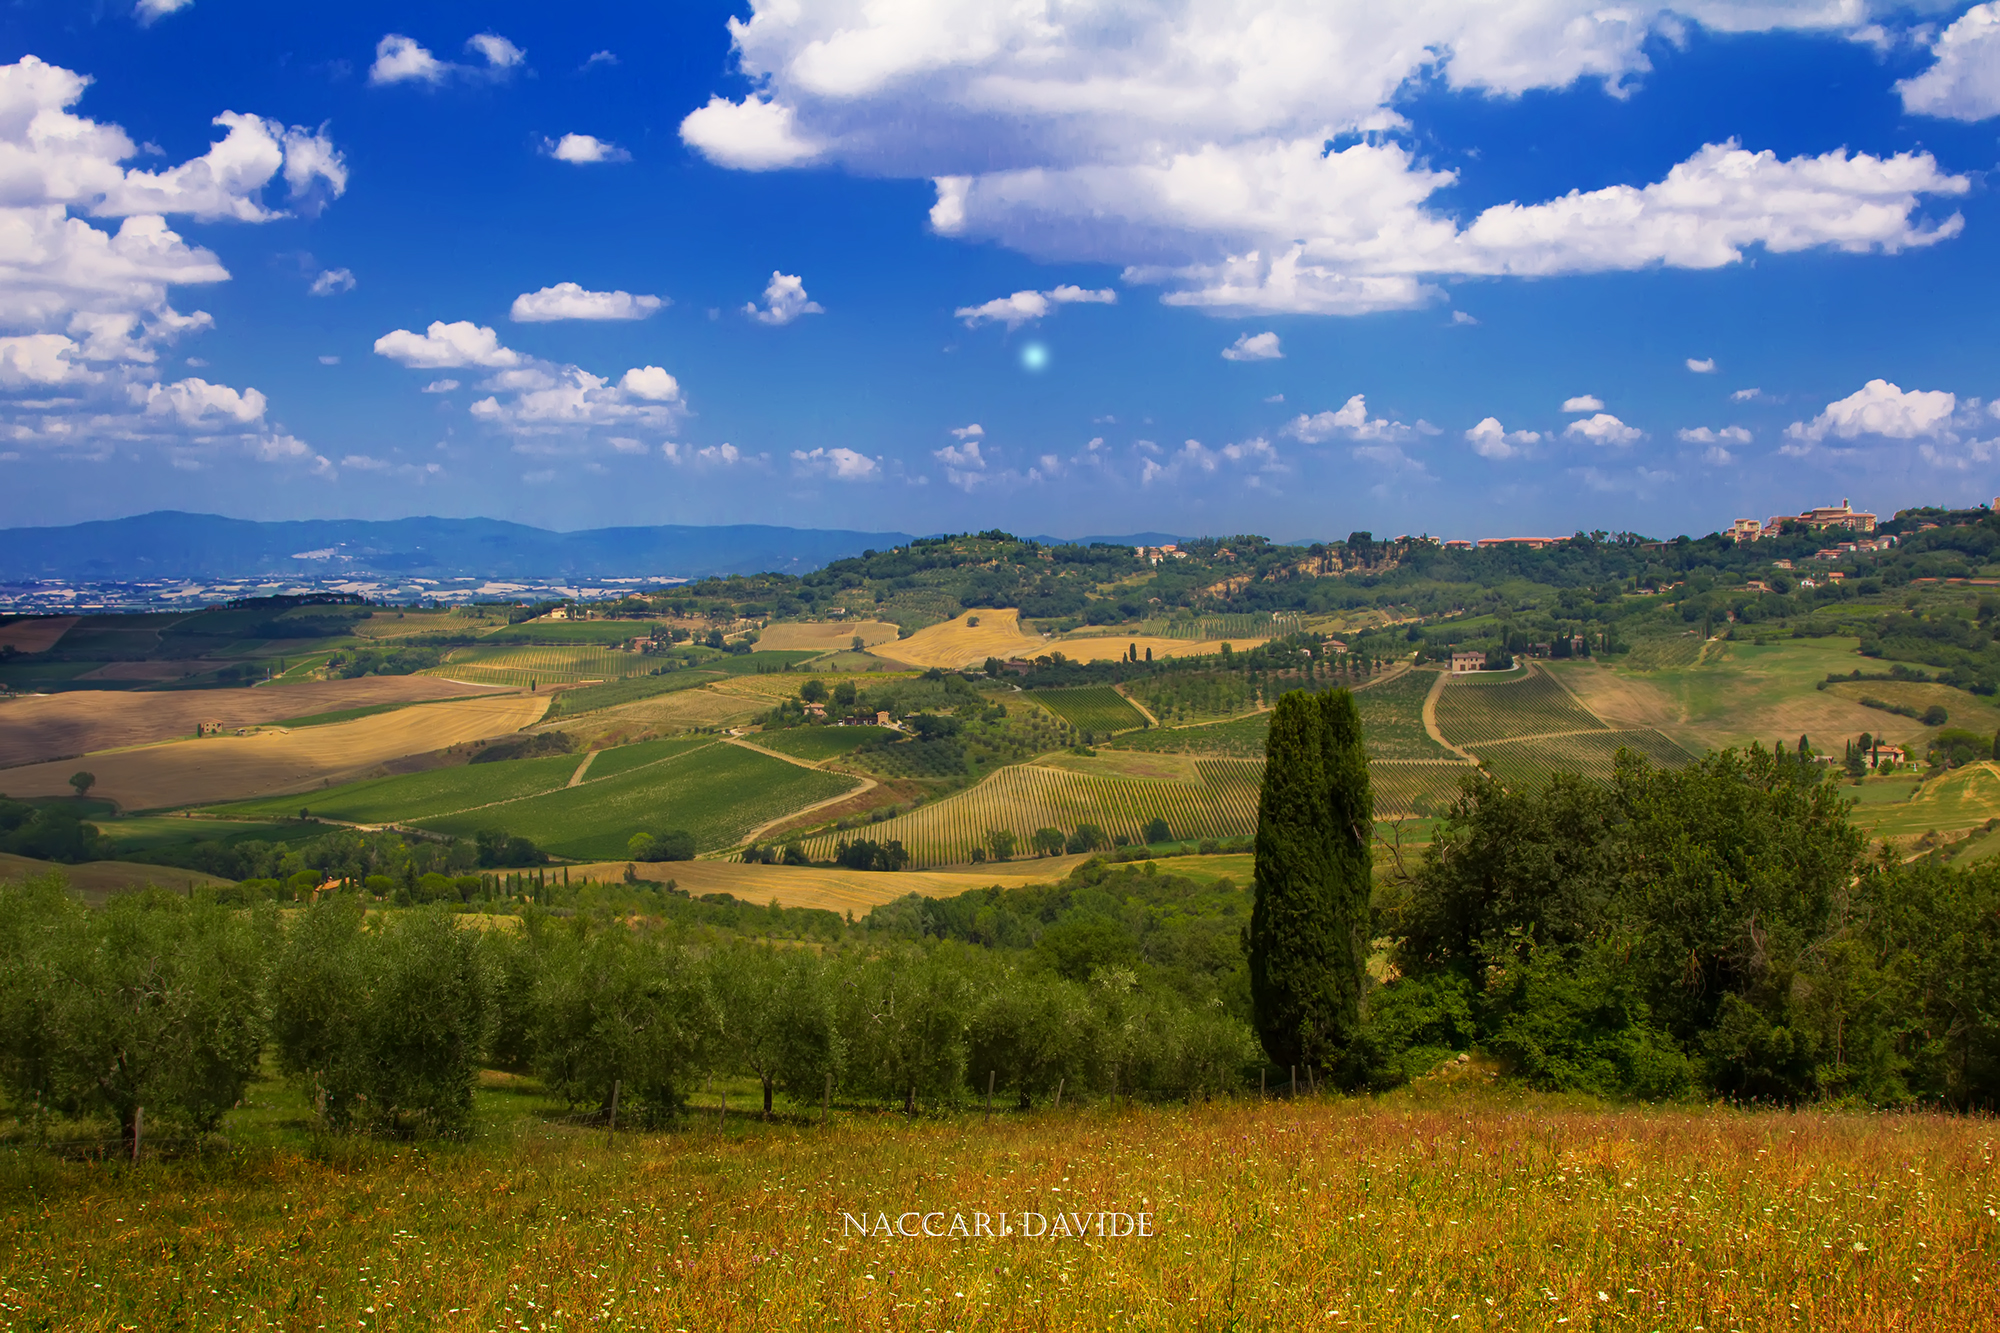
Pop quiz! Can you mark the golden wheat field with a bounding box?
[871,609,1052,669]
[0,693,549,810]
[0,677,509,770]
[564,852,1103,912]
[5,1087,1994,1332]
[1050,632,1272,663]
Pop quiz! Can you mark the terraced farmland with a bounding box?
[795,759,1262,867]
[1029,686,1149,735]
[1474,728,1694,788]
[1433,668,1607,746]
[417,741,857,859]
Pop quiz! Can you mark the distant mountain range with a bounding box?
[0,513,1187,583]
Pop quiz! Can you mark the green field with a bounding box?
[211,753,583,825]
[1433,668,1607,745]
[748,726,893,761]
[417,742,856,858]
[1029,685,1149,735]
[796,758,1262,866]
[579,735,713,782]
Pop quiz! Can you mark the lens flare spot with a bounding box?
[1020,342,1050,372]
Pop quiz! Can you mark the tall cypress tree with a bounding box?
[1247,687,1373,1073]
[1317,686,1375,1067]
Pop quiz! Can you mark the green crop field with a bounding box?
[210,752,583,825]
[748,726,893,761]
[1028,685,1149,735]
[417,742,856,858]
[795,758,1262,866]
[1473,727,1694,788]
[1433,669,1607,746]
[576,735,713,782]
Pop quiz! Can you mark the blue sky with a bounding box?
[2,1,1999,542]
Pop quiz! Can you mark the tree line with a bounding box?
[0,881,1255,1147]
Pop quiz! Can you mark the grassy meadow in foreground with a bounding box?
[0,1083,1993,1332]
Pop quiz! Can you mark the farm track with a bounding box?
[1420,670,1479,764]
[565,751,598,787]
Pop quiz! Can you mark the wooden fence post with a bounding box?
[985,1069,995,1119]
[822,1071,831,1126]
[1260,1068,1267,1100]
[1308,1065,1317,1096]
[131,1106,142,1165]
[1290,1065,1297,1098]
[1053,1078,1063,1112]
[718,1089,726,1135]
[606,1080,620,1150]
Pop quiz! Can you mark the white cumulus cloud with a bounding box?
[955,284,1114,330]
[1785,379,1957,444]
[792,446,878,479]
[370,32,525,86]
[135,0,193,24]
[618,366,682,401]
[511,284,664,322]
[373,321,522,369]
[680,95,822,170]
[1221,331,1283,361]
[680,4,1967,315]
[1284,395,1414,443]
[310,268,355,296]
[1562,395,1604,413]
[1900,3,2000,121]
[1465,417,1541,459]
[542,133,630,165]
[1677,425,1753,444]
[1566,413,1643,446]
[745,272,824,325]
[0,56,343,470]
[1687,357,1716,373]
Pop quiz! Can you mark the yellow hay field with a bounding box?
[0,615,78,654]
[0,676,512,770]
[0,693,548,811]
[870,608,1050,668]
[561,852,1102,913]
[754,619,901,652]
[0,851,232,903]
